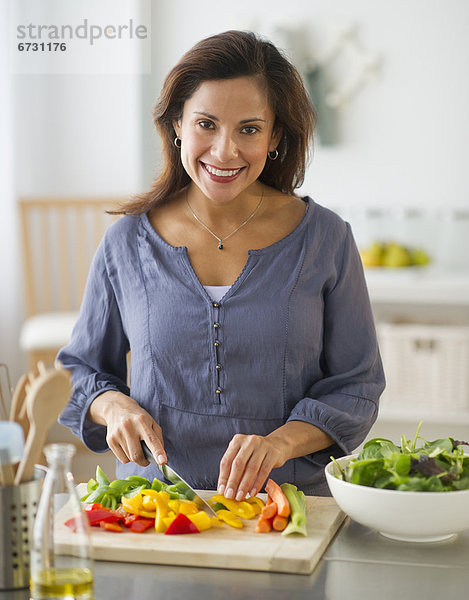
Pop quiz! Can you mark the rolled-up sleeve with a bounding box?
[57,239,130,452]
[287,223,385,455]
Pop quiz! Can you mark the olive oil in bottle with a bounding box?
[30,567,93,599]
[30,444,94,600]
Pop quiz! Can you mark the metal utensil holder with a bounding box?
[0,468,45,590]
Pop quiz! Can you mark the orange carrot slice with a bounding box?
[265,479,290,518]
[260,501,277,520]
[255,515,272,533]
[272,514,288,531]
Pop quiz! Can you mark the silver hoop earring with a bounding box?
[268,149,279,160]
[174,137,182,148]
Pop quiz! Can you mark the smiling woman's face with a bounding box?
[174,76,281,204]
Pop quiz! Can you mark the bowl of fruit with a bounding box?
[359,241,431,269]
[325,425,469,542]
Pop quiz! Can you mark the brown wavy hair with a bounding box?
[118,30,316,214]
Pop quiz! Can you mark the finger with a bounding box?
[126,423,166,467]
[145,430,167,465]
[247,456,273,498]
[229,449,269,501]
[222,438,259,500]
[106,435,131,464]
[127,436,151,467]
[217,435,245,495]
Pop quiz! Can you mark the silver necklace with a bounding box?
[185,187,264,250]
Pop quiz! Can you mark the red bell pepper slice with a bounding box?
[99,521,123,533]
[129,518,154,533]
[86,509,121,526]
[124,513,140,527]
[66,507,124,532]
[164,513,200,535]
[64,517,79,532]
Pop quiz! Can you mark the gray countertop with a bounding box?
[3,518,469,600]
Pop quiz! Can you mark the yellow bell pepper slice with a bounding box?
[244,497,264,515]
[141,489,159,498]
[154,493,169,533]
[187,511,213,531]
[121,494,142,512]
[143,489,170,502]
[177,500,199,515]
[142,495,157,510]
[168,499,180,513]
[211,495,256,519]
[162,514,177,529]
[121,496,156,519]
[216,509,243,529]
[210,516,223,527]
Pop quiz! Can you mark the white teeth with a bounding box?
[204,164,241,177]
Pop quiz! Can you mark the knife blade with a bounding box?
[141,441,217,516]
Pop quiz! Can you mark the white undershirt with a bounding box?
[203,285,231,303]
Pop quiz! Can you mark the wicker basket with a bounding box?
[377,322,469,411]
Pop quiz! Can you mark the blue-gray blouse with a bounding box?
[58,197,385,495]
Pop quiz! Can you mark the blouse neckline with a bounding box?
[140,197,313,255]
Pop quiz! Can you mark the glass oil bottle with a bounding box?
[30,443,94,600]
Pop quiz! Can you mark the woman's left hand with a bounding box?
[217,422,335,500]
[217,434,286,501]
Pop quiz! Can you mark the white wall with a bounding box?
[14,73,143,195]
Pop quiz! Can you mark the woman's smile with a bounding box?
[201,162,244,182]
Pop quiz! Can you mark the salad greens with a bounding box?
[333,422,469,492]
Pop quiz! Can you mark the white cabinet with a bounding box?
[365,268,469,425]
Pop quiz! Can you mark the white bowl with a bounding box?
[325,454,469,542]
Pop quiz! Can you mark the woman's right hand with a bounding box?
[87,390,167,467]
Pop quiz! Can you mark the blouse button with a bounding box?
[216,364,222,370]
[215,387,222,395]
[213,302,220,308]
[214,340,220,347]
[214,322,220,329]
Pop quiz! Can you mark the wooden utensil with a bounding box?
[9,373,30,437]
[0,449,15,486]
[0,363,13,420]
[14,367,72,485]
[9,362,47,437]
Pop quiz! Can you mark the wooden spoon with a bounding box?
[15,367,71,485]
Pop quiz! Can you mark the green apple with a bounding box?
[360,241,384,267]
[382,243,412,268]
[410,248,431,266]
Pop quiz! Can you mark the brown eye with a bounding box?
[241,126,258,135]
[199,120,214,130]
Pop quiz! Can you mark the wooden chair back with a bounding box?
[19,197,123,317]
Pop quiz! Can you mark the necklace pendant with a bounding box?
[218,242,224,250]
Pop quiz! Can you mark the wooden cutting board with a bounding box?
[54,489,345,575]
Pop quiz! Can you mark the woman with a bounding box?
[58,30,385,498]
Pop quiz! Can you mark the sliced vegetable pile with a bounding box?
[332,422,469,492]
[66,467,308,536]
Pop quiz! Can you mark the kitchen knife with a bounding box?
[141,441,217,516]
